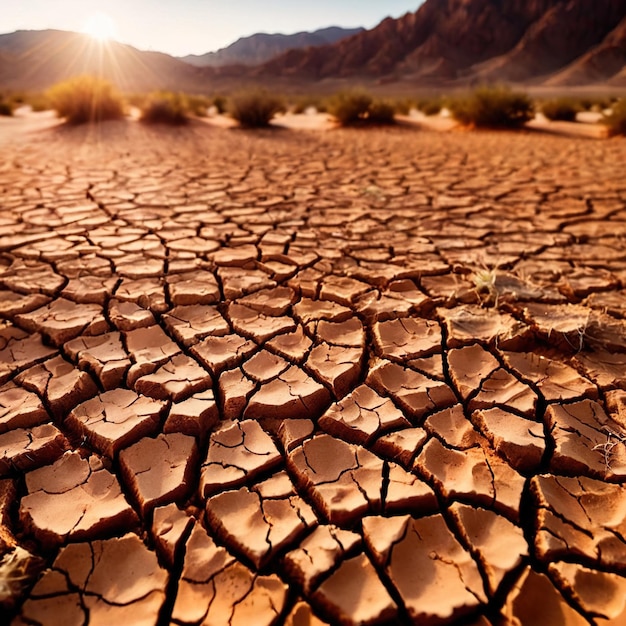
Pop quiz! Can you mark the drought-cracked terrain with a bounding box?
[1,117,626,625]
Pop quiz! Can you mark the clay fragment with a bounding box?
[206,480,316,568]
[120,433,199,515]
[287,434,385,525]
[163,304,230,346]
[134,353,211,401]
[312,553,398,626]
[363,514,486,624]
[0,382,49,433]
[500,568,588,626]
[65,390,165,458]
[473,407,545,473]
[199,420,281,497]
[373,317,442,360]
[19,452,138,548]
[151,503,194,568]
[367,360,457,421]
[15,298,107,346]
[163,389,219,440]
[532,474,626,570]
[502,351,597,403]
[284,525,361,593]
[0,423,67,475]
[546,399,626,477]
[319,384,410,445]
[19,533,168,626]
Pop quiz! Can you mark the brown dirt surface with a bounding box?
[1,114,626,625]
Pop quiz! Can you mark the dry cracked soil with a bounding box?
[0,115,626,626]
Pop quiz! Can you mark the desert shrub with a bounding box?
[228,90,285,128]
[0,100,12,116]
[541,97,580,121]
[392,98,415,115]
[140,92,189,124]
[603,99,626,137]
[46,76,125,124]
[328,90,396,126]
[26,93,50,112]
[328,90,372,125]
[416,97,443,116]
[367,99,396,124]
[212,95,227,114]
[186,94,212,117]
[449,85,534,129]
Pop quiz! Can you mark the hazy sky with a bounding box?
[2,1,422,57]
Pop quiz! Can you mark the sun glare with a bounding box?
[82,12,118,42]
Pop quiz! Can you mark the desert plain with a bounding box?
[0,110,626,626]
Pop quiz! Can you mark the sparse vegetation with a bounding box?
[389,97,414,116]
[328,90,396,126]
[211,95,227,115]
[0,546,39,608]
[0,100,13,116]
[416,96,443,116]
[140,91,189,125]
[46,76,125,124]
[449,85,534,129]
[25,92,50,112]
[603,99,626,137]
[186,94,212,117]
[541,97,580,122]
[228,90,285,128]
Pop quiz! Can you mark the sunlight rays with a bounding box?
[82,12,118,42]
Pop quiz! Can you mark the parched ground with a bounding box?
[1,115,626,626]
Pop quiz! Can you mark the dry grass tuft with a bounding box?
[604,99,626,137]
[228,90,285,128]
[449,85,534,129]
[140,92,190,125]
[328,90,396,126]
[46,76,125,124]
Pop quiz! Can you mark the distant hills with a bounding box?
[0,1,625,94]
[0,30,213,93]
[181,26,364,67]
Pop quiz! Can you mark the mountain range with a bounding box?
[0,0,625,93]
[181,27,364,67]
[257,0,626,86]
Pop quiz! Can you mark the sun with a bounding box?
[82,12,118,42]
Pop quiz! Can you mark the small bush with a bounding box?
[541,97,580,122]
[212,95,227,114]
[229,90,285,128]
[416,97,443,116]
[328,91,372,125]
[26,93,50,112]
[449,85,534,129]
[604,99,626,137]
[46,76,125,124]
[186,94,212,117]
[392,98,415,116]
[328,90,396,126]
[0,100,12,116]
[367,99,396,124]
[140,92,189,125]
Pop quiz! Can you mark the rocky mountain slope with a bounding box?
[258,0,626,85]
[182,26,363,67]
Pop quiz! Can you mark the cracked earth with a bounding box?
[1,118,626,625]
